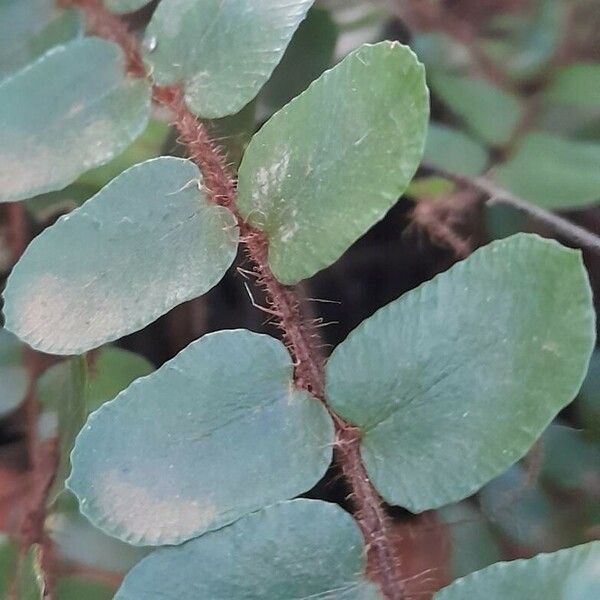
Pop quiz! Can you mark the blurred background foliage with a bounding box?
[0,0,599,597]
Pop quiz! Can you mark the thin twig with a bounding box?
[63,1,406,597]
[424,164,600,255]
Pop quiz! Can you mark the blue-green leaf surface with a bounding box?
[0,37,151,203]
[115,500,381,599]
[4,157,238,354]
[238,42,429,284]
[0,0,83,81]
[143,0,313,118]
[434,541,600,599]
[68,330,334,546]
[325,234,595,512]
[537,64,600,138]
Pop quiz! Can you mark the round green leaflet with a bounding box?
[3,157,239,355]
[494,132,600,210]
[428,72,522,147]
[423,123,488,177]
[67,330,334,546]
[434,541,600,599]
[143,0,314,118]
[0,37,151,203]
[325,234,595,512]
[237,41,429,284]
[543,64,600,110]
[115,499,382,599]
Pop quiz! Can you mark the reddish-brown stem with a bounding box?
[337,427,405,596]
[4,203,28,264]
[57,0,145,77]
[62,1,406,596]
[158,83,406,598]
[154,85,327,395]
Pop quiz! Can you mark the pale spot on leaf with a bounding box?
[98,470,218,545]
